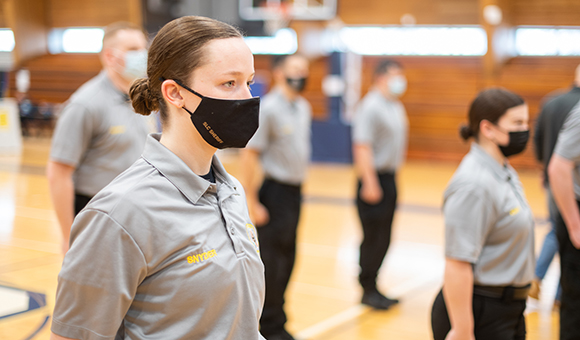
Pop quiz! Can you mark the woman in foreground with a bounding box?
[50,16,265,340]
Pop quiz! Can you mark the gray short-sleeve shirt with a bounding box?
[554,102,580,200]
[50,71,150,196]
[52,134,266,340]
[246,88,311,185]
[352,89,408,172]
[443,143,535,286]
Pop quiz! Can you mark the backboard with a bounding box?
[239,0,337,21]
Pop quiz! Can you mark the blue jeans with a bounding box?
[535,189,562,301]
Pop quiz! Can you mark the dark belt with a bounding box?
[473,284,531,301]
[264,177,302,190]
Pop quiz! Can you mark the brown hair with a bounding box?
[102,22,146,49]
[373,59,402,80]
[460,87,525,141]
[129,16,242,122]
[271,53,307,71]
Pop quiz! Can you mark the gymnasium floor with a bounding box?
[0,137,559,340]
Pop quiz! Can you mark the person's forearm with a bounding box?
[353,144,378,186]
[549,155,580,242]
[50,332,77,340]
[443,259,474,335]
[47,164,75,243]
[238,149,261,206]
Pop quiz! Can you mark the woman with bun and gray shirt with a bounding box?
[431,88,535,340]
[50,16,265,340]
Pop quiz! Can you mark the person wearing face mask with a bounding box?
[548,89,580,340]
[351,59,408,309]
[49,16,265,340]
[431,88,535,340]
[239,54,311,340]
[47,22,151,254]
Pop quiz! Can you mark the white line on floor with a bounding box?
[295,305,371,340]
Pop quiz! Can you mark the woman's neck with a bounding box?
[159,118,216,176]
[476,136,506,167]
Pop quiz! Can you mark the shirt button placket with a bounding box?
[218,198,244,255]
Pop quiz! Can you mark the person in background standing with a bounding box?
[530,64,580,305]
[351,59,408,309]
[548,98,580,340]
[239,54,311,340]
[47,22,150,253]
[432,88,534,340]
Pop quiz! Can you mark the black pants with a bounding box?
[431,289,526,340]
[356,172,397,291]
[257,179,302,335]
[554,199,580,340]
[74,193,93,216]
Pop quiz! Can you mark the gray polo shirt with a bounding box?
[50,71,150,196]
[352,89,408,173]
[246,88,311,185]
[554,103,580,201]
[52,134,266,340]
[443,143,535,286]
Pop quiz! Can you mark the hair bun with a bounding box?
[129,78,158,116]
[459,124,473,141]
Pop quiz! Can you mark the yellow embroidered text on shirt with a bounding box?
[509,207,520,216]
[187,249,217,264]
[109,125,126,135]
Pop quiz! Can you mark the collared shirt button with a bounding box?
[230,228,235,235]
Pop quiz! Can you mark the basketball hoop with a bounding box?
[262,2,292,36]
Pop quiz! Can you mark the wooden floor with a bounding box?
[0,137,560,340]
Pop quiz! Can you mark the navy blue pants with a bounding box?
[431,289,526,340]
[555,200,580,340]
[74,193,92,216]
[257,179,302,336]
[356,172,397,291]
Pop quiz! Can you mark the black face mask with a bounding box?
[286,77,307,92]
[499,130,530,158]
[173,79,260,149]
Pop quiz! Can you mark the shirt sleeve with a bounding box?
[246,107,271,152]
[51,209,147,340]
[443,184,494,263]
[352,104,374,145]
[49,102,95,167]
[554,107,580,163]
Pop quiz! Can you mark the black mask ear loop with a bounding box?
[160,77,204,115]
[171,79,205,99]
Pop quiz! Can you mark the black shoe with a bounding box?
[263,329,295,340]
[361,289,399,310]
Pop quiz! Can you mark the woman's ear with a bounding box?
[479,119,496,141]
[161,80,185,109]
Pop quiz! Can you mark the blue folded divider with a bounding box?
[311,51,353,164]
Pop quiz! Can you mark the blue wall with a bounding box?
[311,52,353,163]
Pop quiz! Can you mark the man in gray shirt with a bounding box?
[351,60,408,309]
[549,103,580,340]
[47,22,150,253]
[240,54,311,340]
